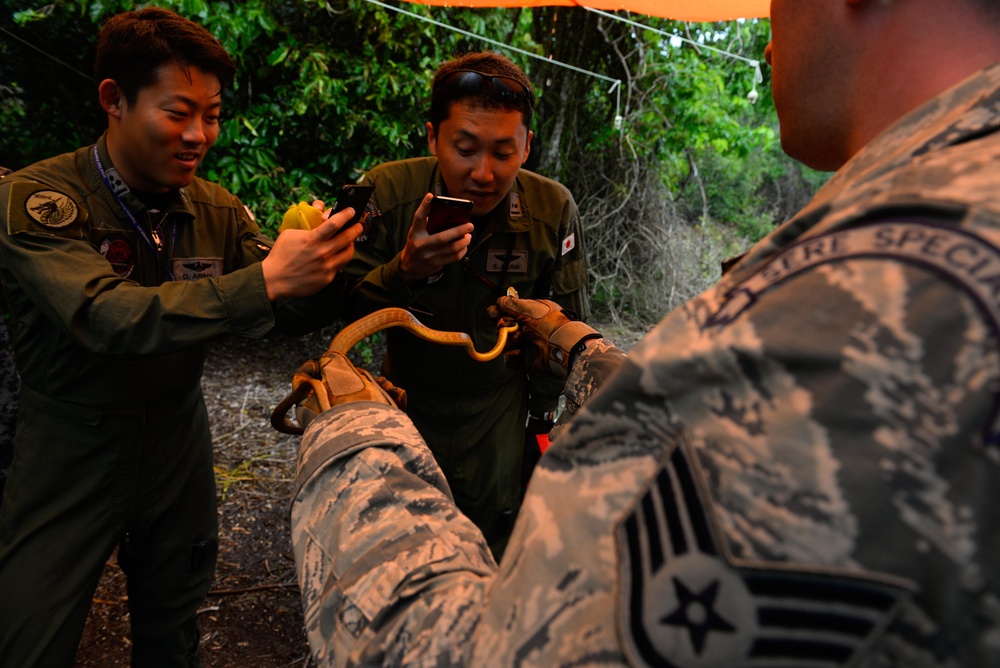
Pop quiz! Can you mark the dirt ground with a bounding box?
[74,320,645,667]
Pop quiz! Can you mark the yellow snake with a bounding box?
[270,306,519,434]
[327,307,517,361]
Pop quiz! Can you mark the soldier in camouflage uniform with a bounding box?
[343,52,590,559]
[288,0,1000,665]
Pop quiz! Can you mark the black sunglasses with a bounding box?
[435,70,535,108]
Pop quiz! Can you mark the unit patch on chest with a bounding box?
[99,234,135,278]
[486,250,528,273]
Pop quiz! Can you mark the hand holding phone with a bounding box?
[426,195,473,234]
[331,184,375,228]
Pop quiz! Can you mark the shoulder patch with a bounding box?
[617,440,913,667]
[708,221,1000,329]
[7,183,80,234]
[562,232,576,256]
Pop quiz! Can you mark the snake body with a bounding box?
[270,307,518,434]
[327,306,517,361]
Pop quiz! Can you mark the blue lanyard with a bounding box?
[91,145,176,280]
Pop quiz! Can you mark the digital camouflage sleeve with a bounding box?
[291,63,1000,667]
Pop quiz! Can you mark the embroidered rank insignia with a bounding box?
[104,167,129,198]
[562,232,576,256]
[617,441,913,667]
[509,192,523,218]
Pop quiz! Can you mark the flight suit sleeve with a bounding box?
[290,403,497,666]
[342,177,424,318]
[0,180,276,354]
[527,196,592,416]
[549,199,590,321]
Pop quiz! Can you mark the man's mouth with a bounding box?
[176,152,201,167]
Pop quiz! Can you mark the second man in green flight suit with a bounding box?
[344,52,590,559]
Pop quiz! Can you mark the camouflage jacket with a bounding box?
[291,62,1000,667]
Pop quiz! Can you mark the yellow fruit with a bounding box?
[278,202,323,233]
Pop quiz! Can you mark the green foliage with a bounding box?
[0,2,823,327]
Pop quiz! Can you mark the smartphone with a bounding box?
[331,184,375,228]
[426,196,473,234]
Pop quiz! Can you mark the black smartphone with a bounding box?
[331,184,375,227]
[426,195,474,234]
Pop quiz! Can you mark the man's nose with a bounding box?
[470,155,494,183]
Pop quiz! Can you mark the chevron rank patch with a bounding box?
[616,441,913,667]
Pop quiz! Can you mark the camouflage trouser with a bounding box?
[0,318,19,504]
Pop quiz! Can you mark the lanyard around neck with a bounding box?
[91,145,176,280]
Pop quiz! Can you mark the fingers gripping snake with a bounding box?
[270,306,519,434]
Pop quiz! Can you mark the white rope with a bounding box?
[361,0,624,127]
[583,7,764,103]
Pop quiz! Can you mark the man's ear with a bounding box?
[426,121,438,156]
[98,79,123,118]
[521,129,533,166]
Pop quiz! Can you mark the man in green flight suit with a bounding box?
[0,8,362,667]
[344,52,590,559]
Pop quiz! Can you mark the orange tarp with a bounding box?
[400,0,770,21]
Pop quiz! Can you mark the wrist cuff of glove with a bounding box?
[548,320,601,376]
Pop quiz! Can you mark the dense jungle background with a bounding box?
[1,1,828,665]
[1,0,828,325]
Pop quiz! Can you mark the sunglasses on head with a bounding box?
[436,70,535,108]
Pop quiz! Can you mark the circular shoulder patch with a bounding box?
[25,190,79,228]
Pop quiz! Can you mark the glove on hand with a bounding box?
[269,350,402,435]
[490,297,601,379]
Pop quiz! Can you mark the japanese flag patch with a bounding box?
[561,232,576,256]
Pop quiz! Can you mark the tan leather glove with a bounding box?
[271,351,405,435]
[490,296,601,379]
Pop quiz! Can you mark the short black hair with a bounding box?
[94,7,236,105]
[430,52,534,133]
[972,0,1000,21]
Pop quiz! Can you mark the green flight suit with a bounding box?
[0,135,342,667]
[344,157,589,558]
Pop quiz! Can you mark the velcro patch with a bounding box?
[6,182,85,236]
[487,250,528,273]
[173,257,222,281]
[707,221,1000,329]
[561,232,576,256]
[617,440,912,667]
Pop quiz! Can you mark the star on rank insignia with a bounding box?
[616,441,914,667]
